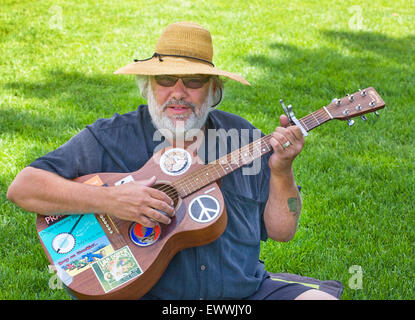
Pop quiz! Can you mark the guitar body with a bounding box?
[36,146,227,299]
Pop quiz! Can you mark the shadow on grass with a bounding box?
[322,30,415,67]
[3,30,414,149]
[4,69,137,114]
[242,29,415,118]
[2,69,141,165]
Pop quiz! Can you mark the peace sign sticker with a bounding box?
[188,195,221,223]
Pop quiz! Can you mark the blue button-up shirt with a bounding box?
[30,105,271,299]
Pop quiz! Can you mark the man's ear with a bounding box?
[211,76,218,94]
[210,76,223,108]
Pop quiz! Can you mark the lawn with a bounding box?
[0,0,414,300]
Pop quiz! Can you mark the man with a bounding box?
[7,22,337,300]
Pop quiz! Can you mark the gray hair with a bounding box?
[135,75,224,108]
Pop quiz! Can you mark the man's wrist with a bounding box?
[270,165,294,180]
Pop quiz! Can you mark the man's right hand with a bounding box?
[106,176,175,227]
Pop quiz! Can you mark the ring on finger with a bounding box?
[282,140,292,149]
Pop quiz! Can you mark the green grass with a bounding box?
[1,0,414,300]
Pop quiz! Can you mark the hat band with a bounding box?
[134,52,215,67]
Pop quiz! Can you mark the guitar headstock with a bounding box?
[280,87,385,134]
[327,87,385,123]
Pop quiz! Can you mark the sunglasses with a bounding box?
[154,75,211,89]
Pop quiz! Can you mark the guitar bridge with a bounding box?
[99,214,116,234]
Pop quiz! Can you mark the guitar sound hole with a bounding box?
[152,183,179,210]
[128,183,183,246]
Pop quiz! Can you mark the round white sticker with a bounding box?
[160,148,192,176]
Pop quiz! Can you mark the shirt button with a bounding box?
[200,265,206,271]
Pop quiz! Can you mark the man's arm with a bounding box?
[264,169,302,241]
[7,166,175,227]
[263,115,304,242]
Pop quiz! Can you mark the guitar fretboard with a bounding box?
[172,107,331,198]
[298,108,331,131]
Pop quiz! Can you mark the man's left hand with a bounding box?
[268,114,305,175]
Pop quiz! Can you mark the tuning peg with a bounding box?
[359,89,366,97]
[348,118,355,126]
[361,115,367,121]
[374,111,380,117]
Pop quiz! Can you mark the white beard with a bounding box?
[147,82,214,141]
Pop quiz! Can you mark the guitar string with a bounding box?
[176,136,268,192]
[301,109,329,125]
[302,108,336,128]
[168,135,273,197]
[301,113,326,129]
[157,139,262,196]
[155,138,266,197]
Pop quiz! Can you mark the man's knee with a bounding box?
[294,289,338,300]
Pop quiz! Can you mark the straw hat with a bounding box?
[114,21,250,86]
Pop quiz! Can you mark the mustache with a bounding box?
[162,99,196,112]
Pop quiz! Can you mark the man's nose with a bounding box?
[170,79,188,100]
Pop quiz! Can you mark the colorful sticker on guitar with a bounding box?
[38,214,114,277]
[115,175,134,186]
[160,148,191,176]
[129,222,161,246]
[92,246,143,293]
[84,175,104,186]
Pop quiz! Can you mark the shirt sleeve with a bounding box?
[29,127,106,179]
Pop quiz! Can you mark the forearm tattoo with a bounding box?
[288,197,301,226]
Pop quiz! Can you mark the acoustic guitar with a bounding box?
[36,87,385,299]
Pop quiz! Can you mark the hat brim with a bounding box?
[114,56,250,86]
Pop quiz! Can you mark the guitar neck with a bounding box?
[172,107,331,198]
[298,107,332,132]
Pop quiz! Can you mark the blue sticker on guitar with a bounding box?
[39,214,113,276]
